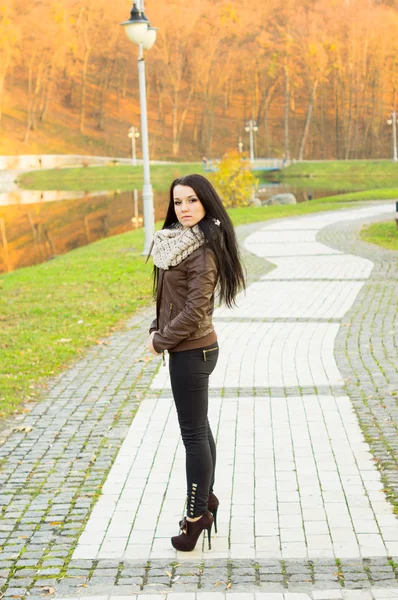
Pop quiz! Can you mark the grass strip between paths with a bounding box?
[0,198,395,420]
[360,221,398,251]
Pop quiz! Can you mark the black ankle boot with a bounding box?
[172,510,214,552]
[179,492,220,533]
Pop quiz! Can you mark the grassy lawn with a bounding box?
[281,159,398,178]
[277,160,398,192]
[360,221,398,251]
[0,226,154,419]
[17,163,204,192]
[1,197,366,420]
[316,189,398,202]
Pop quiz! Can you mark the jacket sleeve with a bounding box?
[152,248,218,353]
[149,318,157,334]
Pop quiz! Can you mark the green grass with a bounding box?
[276,160,398,192]
[281,159,398,179]
[361,221,398,251]
[0,226,154,418]
[226,198,356,225]
[17,163,204,192]
[0,196,386,420]
[315,189,398,202]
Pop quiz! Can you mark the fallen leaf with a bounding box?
[50,522,62,526]
[56,338,72,343]
[40,587,55,595]
[226,582,232,589]
[165,571,172,578]
[13,425,33,433]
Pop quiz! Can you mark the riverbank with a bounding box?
[17,163,204,192]
[1,198,369,420]
[17,160,398,197]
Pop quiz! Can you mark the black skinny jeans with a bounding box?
[169,342,219,518]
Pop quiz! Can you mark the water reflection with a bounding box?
[0,189,169,274]
[256,182,344,203]
[0,183,349,274]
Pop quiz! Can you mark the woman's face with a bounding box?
[173,184,206,229]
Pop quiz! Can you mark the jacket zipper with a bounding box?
[162,304,173,367]
[203,347,218,361]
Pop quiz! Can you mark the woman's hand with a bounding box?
[147,331,161,356]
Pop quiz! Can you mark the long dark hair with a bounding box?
[151,174,246,308]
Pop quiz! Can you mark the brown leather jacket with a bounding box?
[149,245,218,353]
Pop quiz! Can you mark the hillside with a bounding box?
[1,0,398,161]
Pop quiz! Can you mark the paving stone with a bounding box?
[14,568,37,577]
[38,568,62,576]
[3,587,27,596]
[116,576,143,586]
[65,568,90,577]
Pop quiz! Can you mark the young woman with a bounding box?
[147,174,245,552]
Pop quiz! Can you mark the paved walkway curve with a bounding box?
[320,215,398,506]
[0,203,397,600]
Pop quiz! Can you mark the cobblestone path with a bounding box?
[0,203,397,600]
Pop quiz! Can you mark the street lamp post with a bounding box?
[244,119,258,164]
[121,1,158,255]
[237,136,243,153]
[387,111,398,163]
[128,126,140,166]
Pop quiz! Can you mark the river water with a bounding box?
[0,182,349,274]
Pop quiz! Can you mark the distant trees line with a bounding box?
[1,0,398,160]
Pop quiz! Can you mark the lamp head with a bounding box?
[121,1,149,45]
[142,26,158,50]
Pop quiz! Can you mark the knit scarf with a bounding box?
[151,223,205,270]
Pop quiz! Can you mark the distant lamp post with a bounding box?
[128,126,140,166]
[245,119,258,163]
[121,0,158,254]
[387,111,398,163]
[238,136,243,153]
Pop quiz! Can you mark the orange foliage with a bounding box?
[1,0,398,159]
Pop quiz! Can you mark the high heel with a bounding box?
[179,492,220,533]
[172,510,214,552]
[208,492,219,534]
